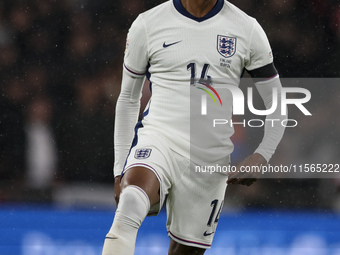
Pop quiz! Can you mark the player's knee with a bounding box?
[113,185,150,229]
[120,166,161,206]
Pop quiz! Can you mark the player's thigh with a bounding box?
[121,166,160,207]
[121,133,173,215]
[168,239,206,255]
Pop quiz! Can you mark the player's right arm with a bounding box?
[113,70,145,203]
[113,15,149,204]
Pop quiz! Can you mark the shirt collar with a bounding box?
[173,0,224,22]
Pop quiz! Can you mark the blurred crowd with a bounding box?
[0,0,339,209]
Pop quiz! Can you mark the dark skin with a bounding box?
[114,0,267,254]
[181,0,218,18]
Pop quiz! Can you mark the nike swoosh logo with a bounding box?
[163,41,182,48]
[105,236,118,240]
[203,230,215,236]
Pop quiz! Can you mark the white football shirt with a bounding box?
[119,0,274,170]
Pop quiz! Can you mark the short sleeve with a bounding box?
[123,15,149,76]
[245,20,274,71]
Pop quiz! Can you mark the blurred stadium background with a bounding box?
[0,0,339,254]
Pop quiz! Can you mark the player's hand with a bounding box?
[227,153,267,186]
[114,176,121,205]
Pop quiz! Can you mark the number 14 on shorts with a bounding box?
[204,199,224,236]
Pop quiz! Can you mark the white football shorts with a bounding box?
[123,129,229,249]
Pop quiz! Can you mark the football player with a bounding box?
[102,0,286,254]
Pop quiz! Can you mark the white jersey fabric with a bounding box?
[114,0,276,177]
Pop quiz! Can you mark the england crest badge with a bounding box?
[217,35,237,58]
[134,148,152,159]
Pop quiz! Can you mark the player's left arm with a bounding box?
[228,20,287,186]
